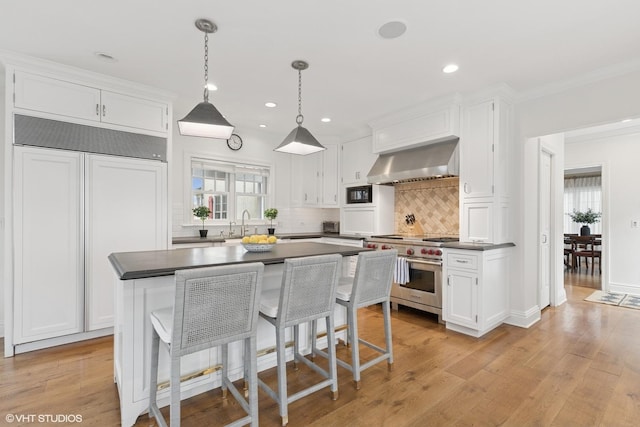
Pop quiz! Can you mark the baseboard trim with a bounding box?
[609,282,640,296]
[14,328,113,355]
[504,306,541,329]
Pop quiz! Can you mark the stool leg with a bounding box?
[247,335,259,427]
[326,315,339,400]
[293,324,300,370]
[382,300,394,370]
[148,330,160,420]
[169,356,181,426]
[275,326,289,426]
[347,305,361,389]
[221,343,228,399]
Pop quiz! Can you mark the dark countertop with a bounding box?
[172,233,365,244]
[172,236,226,244]
[442,242,516,251]
[109,242,371,280]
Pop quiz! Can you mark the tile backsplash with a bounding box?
[394,177,459,236]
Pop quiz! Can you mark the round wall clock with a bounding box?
[227,134,243,151]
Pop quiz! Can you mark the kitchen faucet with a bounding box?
[241,210,250,237]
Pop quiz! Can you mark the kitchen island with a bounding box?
[108,242,370,427]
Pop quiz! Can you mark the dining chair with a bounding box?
[571,236,602,275]
[313,249,397,389]
[257,254,342,426]
[148,263,264,427]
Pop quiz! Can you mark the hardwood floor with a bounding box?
[2,272,638,426]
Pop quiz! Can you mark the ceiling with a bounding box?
[1,0,640,140]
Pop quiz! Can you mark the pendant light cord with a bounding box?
[203,32,209,102]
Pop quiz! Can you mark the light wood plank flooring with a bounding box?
[1,271,638,426]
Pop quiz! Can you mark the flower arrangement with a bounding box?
[568,208,601,224]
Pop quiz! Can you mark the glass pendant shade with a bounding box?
[178,101,234,139]
[274,125,325,155]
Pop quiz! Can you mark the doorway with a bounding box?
[563,166,603,290]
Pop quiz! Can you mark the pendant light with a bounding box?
[178,19,234,139]
[274,60,325,155]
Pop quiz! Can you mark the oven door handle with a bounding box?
[402,257,442,267]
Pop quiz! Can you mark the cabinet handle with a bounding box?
[102,105,106,117]
[96,104,99,116]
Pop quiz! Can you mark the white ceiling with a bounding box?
[2,0,640,140]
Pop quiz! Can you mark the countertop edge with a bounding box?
[442,242,516,251]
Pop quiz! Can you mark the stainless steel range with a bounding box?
[365,234,459,322]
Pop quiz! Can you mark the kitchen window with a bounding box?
[190,158,270,223]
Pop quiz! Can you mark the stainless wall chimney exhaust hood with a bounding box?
[367,138,459,184]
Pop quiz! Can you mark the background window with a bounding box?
[191,159,270,223]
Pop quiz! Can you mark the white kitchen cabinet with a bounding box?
[443,247,511,337]
[85,155,167,330]
[291,143,338,207]
[459,97,511,243]
[14,71,168,134]
[341,136,377,186]
[321,143,339,206]
[369,98,461,154]
[13,146,167,348]
[340,184,394,236]
[13,148,83,342]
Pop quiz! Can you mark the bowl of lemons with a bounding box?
[241,234,278,252]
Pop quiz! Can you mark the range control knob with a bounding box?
[421,248,428,255]
[435,249,443,256]
[406,248,414,256]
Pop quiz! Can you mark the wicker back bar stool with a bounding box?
[257,254,343,426]
[314,249,397,389]
[148,263,264,427]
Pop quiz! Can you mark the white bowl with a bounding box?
[241,243,275,253]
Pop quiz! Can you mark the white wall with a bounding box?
[514,65,640,320]
[566,132,640,295]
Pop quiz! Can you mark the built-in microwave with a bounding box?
[346,185,373,204]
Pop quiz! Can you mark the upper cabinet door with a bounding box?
[341,136,377,186]
[100,90,167,133]
[460,100,494,199]
[14,71,101,122]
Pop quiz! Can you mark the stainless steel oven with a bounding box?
[365,234,458,323]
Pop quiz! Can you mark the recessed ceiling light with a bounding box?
[94,52,117,63]
[377,21,407,39]
[321,117,331,123]
[205,83,218,91]
[443,64,459,74]
[265,102,277,108]
[259,124,267,128]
